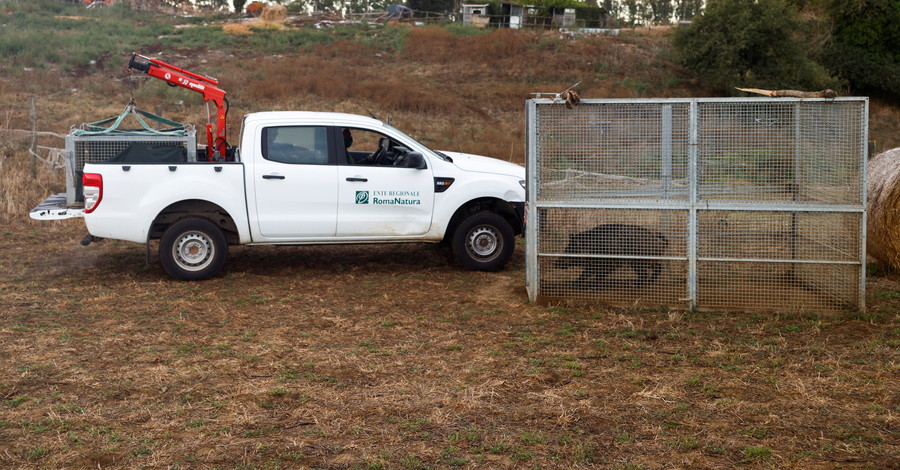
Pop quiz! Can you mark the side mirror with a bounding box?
[404,152,427,169]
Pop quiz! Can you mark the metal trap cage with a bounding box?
[65,133,197,205]
[63,106,197,206]
[525,97,868,312]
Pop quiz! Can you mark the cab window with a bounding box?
[262,126,329,165]
[342,127,417,167]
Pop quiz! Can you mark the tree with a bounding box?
[674,0,703,20]
[601,0,622,19]
[819,0,900,98]
[621,0,647,25]
[673,0,836,93]
[233,0,248,13]
[648,0,674,23]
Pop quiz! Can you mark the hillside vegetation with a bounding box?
[2,1,896,223]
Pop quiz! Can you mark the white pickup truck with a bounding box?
[31,111,526,280]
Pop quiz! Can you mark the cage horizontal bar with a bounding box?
[540,253,685,261]
[540,253,859,265]
[534,201,864,212]
[68,134,198,142]
[534,201,692,210]
[698,257,860,265]
[531,97,868,105]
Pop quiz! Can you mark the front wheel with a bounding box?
[451,212,515,271]
[159,218,228,281]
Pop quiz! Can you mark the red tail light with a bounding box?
[83,173,103,213]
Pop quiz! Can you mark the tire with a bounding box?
[451,212,515,271]
[159,218,228,281]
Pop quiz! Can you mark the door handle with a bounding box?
[346,177,368,182]
[263,174,285,180]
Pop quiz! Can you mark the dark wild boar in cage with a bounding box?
[556,223,669,288]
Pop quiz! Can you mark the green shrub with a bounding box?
[819,0,900,98]
[673,0,837,93]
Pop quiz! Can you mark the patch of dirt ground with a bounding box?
[0,220,897,469]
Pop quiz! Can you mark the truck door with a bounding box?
[336,127,434,237]
[251,125,338,239]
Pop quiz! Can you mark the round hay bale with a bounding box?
[867,147,900,269]
[260,5,287,23]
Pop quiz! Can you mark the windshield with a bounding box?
[382,123,451,162]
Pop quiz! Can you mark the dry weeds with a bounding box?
[0,224,896,468]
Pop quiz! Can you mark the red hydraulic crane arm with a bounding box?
[127,53,229,161]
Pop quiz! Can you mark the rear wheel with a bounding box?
[159,218,228,281]
[451,212,515,271]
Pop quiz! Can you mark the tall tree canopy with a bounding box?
[819,0,900,98]
[673,0,835,93]
[674,0,703,19]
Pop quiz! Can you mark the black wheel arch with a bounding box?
[149,200,239,244]
[443,197,524,244]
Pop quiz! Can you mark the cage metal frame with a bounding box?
[64,132,197,206]
[525,97,868,311]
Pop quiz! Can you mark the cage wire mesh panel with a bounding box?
[697,210,862,311]
[526,97,867,312]
[69,133,197,172]
[534,101,691,201]
[697,101,865,204]
[65,133,197,205]
[537,207,688,305]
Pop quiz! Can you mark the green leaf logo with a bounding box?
[355,191,369,204]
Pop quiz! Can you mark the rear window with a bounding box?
[262,126,329,165]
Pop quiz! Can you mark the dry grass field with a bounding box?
[0,18,898,470]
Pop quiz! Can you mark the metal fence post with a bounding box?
[661,104,673,200]
[687,100,699,311]
[860,99,870,311]
[525,99,539,302]
[30,96,37,179]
